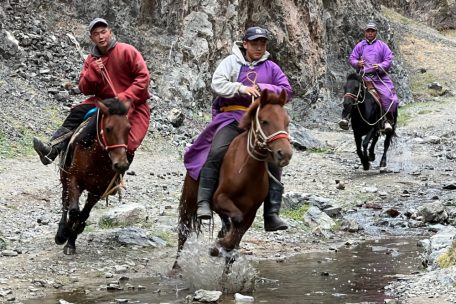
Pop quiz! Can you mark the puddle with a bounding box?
[24,237,423,304]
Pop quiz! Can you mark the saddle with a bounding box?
[364,81,382,108]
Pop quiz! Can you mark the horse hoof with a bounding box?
[63,246,76,255]
[55,234,67,245]
[209,246,220,257]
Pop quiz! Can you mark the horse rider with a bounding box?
[33,18,150,165]
[184,26,293,232]
[339,21,399,133]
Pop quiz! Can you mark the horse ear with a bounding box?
[97,100,109,115]
[279,90,287,106]
[259,89,269,106]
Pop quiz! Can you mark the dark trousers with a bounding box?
[203,122,244,171]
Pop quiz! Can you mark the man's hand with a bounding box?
[94,58,104,71]
[357,58,365,68]
[244,85,261,98]
[372,63,379,70]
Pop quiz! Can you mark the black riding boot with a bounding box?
[264,179,288,232]
[338,112,351,130]
[33,127,72,165]
[383,112,394,134]
[197,167,219,220]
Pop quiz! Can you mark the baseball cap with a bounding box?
[365,22,378,31]
[88,18,109,33]
[243,26,269,41]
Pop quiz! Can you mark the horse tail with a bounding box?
[177,173,200,251]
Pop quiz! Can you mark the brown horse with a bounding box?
[55,98,131,255]
[174,90,293,268]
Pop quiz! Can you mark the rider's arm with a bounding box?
[377,42,393,74]
[211,55,245,98]
[116,45,150,104]
[78,55,103,95]
[256,61,293,102]
[348,42,364,70]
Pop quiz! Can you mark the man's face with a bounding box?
[90,26,113,49]
[364,29,377,41]
[243,38,268,61]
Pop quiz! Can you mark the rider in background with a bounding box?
[339,21,399,133]
[184,26,293,232]
[33,18,150,165]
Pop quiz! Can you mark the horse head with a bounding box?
[240,89,293,167]
[343,73,364,111]
[96,98,131,174]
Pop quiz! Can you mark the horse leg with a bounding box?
[55,209,69,245]
[368,132,379,162]
[63,179,81,255]
[355,134,369,170]
[213,193,243,224]
[173,174,198,271]
[74,193,100,234]
[380,133,393,169]
[55,182,71,245]
[217,214,231,239]
[214,210,256,263]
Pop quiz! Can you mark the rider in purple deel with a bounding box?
[184,26,292,232]
[339,21,399,133]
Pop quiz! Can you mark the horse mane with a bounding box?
[78,98,129,147]
[347,72,362,82]
[239,90,286,129]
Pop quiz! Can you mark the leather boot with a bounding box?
[264,179,288,231]
[383,112,394,134]
[197,167,219,220]
[338,113,350,130]
[33,127,72,165]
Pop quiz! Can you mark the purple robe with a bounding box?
[349,39,399,113]
[184,60,292,180]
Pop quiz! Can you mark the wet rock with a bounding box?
[303,206,336,231]
[416,201,448,224]
[384,208,401,218]
[100,203,147,226]
[193,289,222,302]
[234,292,254,302]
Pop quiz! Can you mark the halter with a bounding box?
[246,103,289,161]
[95,108,128,151]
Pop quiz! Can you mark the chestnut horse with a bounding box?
[343,73,396,170]
[55,98,131,254]
[174,90,293,268]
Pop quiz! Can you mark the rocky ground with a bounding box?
[1,4,456,304]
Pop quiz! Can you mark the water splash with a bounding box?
[178,234,256,293]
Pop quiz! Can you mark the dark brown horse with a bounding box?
[55,98,131,254]
[174,90,293,268]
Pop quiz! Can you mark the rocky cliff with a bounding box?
[2,0,450,145]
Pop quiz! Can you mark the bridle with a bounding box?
[95,109,128,151]
[246,103,289,162]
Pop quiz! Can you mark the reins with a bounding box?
[95,108,127,200]
[345,69,395,127]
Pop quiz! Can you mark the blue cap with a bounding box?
[243,26,269,41]
[88,18,109,33]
